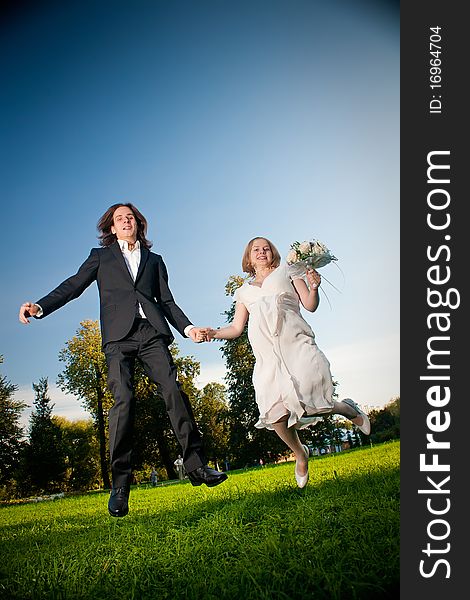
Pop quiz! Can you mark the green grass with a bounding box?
[0,441,399,599]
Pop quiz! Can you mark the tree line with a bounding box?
[1,279,400,500]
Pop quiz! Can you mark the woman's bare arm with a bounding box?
[206,301,249,340]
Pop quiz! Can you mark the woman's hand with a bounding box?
[205,328,218,341]
[306,269,321,289]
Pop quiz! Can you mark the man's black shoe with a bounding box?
[108,486,130,517]
[187,465,228,487]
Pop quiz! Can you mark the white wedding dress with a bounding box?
[234,264,334,430]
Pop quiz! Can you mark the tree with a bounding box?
[0,355,26,491]
[55,417,101,491]
[57,320,112,489]
[22,377,67,494]
[192,382,230,469]
[368,396,400,443]
[330,418,346,450]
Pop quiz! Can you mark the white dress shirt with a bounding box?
[118,239,194,337]
[118,239,146,318]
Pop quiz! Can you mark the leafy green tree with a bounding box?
[192,382,230,469]
[55,417,101,491]
[387,396,400,419]
[330,418,345,450]
[57,320,112,489]
[369,396,400,443]
[22,378,67,494]
[173,347,200,399]
[0,355,26,490]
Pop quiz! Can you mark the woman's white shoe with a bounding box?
[295,444,310,488]
[342,398,371,435]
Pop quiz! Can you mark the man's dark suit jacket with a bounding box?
[36,242,192,347]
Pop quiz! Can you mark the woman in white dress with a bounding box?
[206,237,370,488]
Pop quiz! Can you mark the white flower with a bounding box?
[286,249,298,264]
[286,237,339,302]
[286,237,337,274]
[311,241,326,254]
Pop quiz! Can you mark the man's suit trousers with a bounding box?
[104,318,206,486]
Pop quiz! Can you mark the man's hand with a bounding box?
[19,302,39,324]
[188,327,210,343]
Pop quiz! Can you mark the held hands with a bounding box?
[19,302,39,324]
[188,327,218,343]
[188,327,206,343]
[204,328,218,341]
[306,269,321,290]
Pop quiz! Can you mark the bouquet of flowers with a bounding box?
[286,239,338,279]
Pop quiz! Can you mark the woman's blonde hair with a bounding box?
[242,237,281,276]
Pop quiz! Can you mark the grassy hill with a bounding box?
[0,441,399,599]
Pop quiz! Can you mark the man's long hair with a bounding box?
[97,203,153,248]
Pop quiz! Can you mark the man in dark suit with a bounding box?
[19,203,227,516]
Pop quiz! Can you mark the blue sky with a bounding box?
[0,0,399,424]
